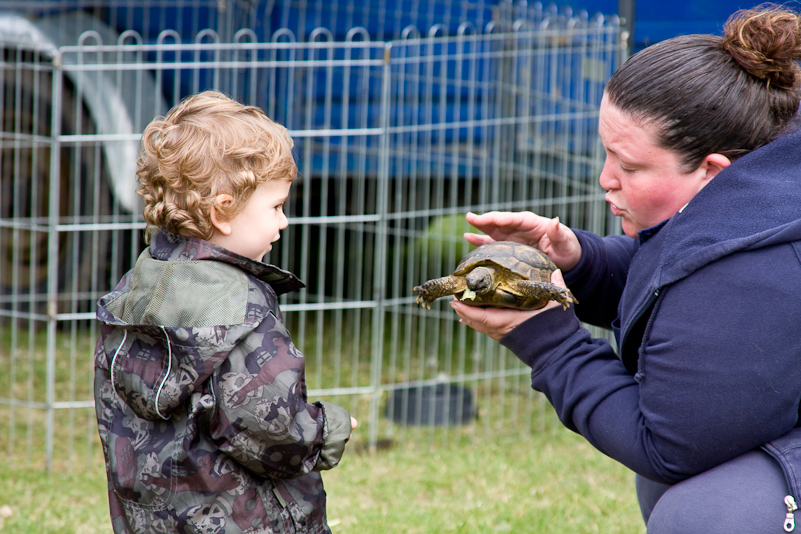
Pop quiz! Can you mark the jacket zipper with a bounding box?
[786,495,797,532]
[761,444,799,533]
[618,288,660,361]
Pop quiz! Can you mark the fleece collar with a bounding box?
[149,229,305,296]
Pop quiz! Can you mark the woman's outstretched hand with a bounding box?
[464,211,582,272]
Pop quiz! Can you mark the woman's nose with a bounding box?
[598,160,618,191]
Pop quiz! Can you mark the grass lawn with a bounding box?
[0,424,643,533]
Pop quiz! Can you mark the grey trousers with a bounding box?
[636,450,792,533]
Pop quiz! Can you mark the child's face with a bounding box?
[213,179,291,261]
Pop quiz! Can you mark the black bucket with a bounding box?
[385,383,475,426]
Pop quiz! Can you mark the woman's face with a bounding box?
[598,95,713,238]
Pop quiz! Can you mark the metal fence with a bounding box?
[0,0,625,471]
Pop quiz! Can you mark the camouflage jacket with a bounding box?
[94,229,352,534]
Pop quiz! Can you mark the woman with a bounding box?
[452,5,801,532]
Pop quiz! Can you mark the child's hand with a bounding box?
[351,417,358,430]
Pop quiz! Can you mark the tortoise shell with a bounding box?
[452,240,557,281]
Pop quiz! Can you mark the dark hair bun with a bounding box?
[722,4,801,90]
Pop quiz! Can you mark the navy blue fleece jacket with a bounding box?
[501,127,801,485]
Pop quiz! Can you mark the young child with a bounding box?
[94,91,356,534]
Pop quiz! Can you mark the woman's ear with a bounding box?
[700,153,732,183]
[210,194,234,236]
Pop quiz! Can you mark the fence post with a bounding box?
[45,53,64,473]
[618,0,635,53]
[368,42,393,453]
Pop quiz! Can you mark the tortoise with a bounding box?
[414,241,577,310]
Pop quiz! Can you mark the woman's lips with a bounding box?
[605,195,623,216]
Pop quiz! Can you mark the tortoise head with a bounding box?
[465,266,494,295]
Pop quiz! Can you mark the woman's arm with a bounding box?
[564,230,637,328]
[501,245,801,484]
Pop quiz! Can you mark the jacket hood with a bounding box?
[650,127,801,286]
[96,230,303,421]
[144,229,305,296]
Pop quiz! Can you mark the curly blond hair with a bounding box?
[136,91,297,242]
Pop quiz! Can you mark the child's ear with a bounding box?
[210,194,234,236]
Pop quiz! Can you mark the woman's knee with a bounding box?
[647,450,788,534]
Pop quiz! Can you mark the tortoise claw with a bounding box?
[414,292,429,309]
[557,289,577,310]
[414,286,434,309]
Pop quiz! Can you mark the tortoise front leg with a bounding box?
[516,280,578,310]
[414,275,467,309]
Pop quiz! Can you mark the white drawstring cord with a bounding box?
[109,330,128,399]
[153,326,172,420]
